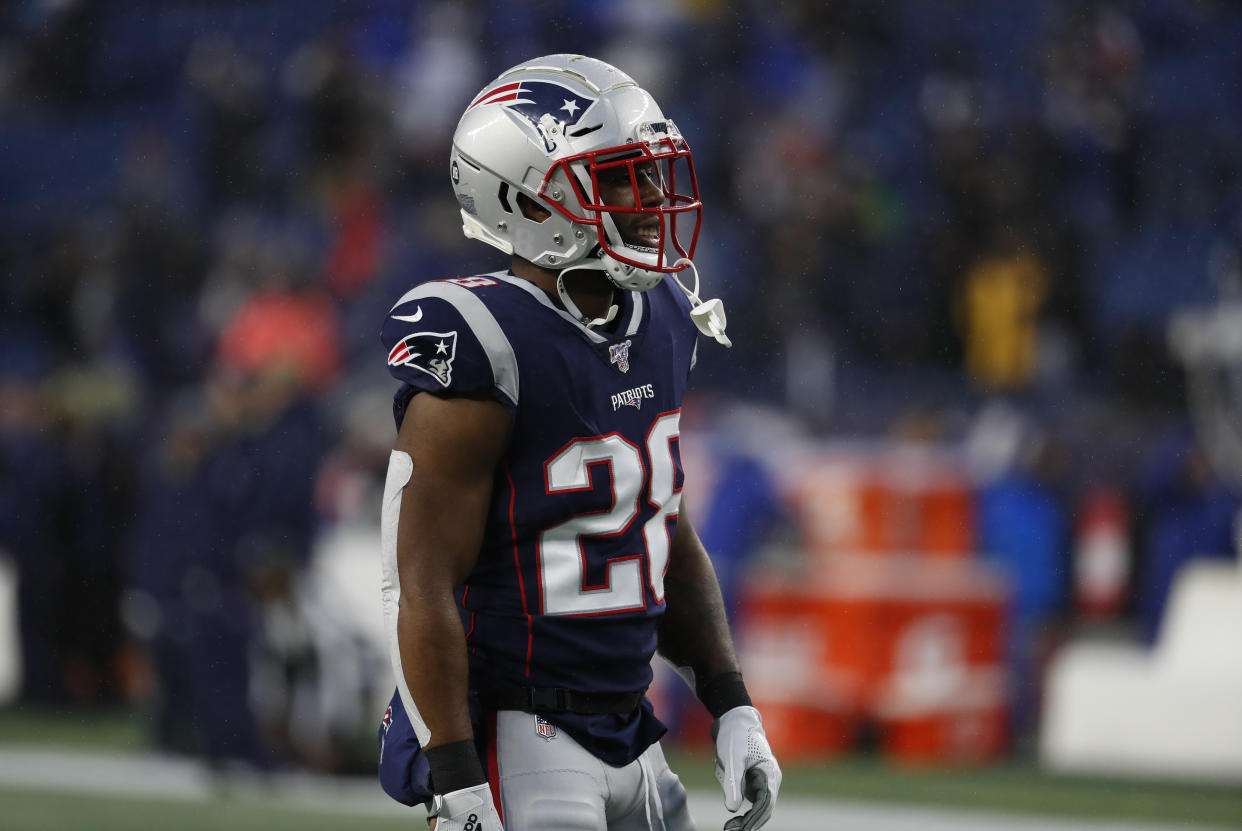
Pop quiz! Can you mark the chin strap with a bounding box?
[554,255,730,345]
[557,267,619,329]
[671,258,731,348]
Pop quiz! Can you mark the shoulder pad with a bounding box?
[381,277,519,406]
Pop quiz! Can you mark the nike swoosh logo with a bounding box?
[392,306,423,323]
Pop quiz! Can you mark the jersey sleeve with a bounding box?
[380,279,520,420]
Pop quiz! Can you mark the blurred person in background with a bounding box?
[0,353,74,703]
[124,222,334,765]
[0,288,137,707]
[1136,425,1240,646]
[127,361,328,766]
[127,388,245,759]
[955,228,1050,393]
[976,424,1071,748]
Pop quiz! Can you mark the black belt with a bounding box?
[482,686,646,715]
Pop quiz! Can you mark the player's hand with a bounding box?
[711,705,782,831]
[426,782,503,830]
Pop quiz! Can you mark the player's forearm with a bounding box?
[658,542,741,684]
[660,554,758,719]
[397,592,475,748]
[658,505,757,720]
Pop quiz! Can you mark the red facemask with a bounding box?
[540,134,702,273]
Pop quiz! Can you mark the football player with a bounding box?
[377,54,780,830]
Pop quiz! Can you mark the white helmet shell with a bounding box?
[450,54,702,287]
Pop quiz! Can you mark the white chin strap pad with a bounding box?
[597,213,666,292]
[690,297,731,347]
[601,252,665,291]
[671,258,732,348]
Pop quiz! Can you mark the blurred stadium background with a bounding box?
[2,0,1242,828]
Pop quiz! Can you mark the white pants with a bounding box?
[487,711,695,831]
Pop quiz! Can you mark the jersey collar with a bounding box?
[491,271,645,343]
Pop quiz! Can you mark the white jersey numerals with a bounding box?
[642,414,682,603]
[539,412,682,616]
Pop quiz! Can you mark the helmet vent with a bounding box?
[568,123,603,138]
[497,182,514,213]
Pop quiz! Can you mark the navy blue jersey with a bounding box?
[380,270,698,768]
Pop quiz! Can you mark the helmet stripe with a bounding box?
[470,82,523,109]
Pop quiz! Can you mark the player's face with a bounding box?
[595,161,664,250]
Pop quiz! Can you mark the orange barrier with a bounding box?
[735,577,864,760]
[739,554,1009,764]
[778,447,976,557]
[878,701,1009,765]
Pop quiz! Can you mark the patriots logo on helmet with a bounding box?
[388,330,459,387]
[469,80,596,133]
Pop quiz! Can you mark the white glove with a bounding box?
[712,705,782,831]
[426,782,503,831]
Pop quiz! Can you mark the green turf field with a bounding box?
[1,706,1240,829]
[667,749,1242,828]
[0,788,406,831]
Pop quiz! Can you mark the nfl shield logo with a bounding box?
[609,339,632,373]
[534,715,557,741]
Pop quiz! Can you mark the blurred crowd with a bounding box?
[1,0,1241,771]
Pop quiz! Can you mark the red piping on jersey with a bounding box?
[487,711,503,822]
[505,465,534,677]
[460,587,477,643]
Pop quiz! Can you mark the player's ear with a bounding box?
[516,192,551,223]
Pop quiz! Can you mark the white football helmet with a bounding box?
[449,54,702,292]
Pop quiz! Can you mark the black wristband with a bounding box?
[425,739,486,794]
[698,671,752,720]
